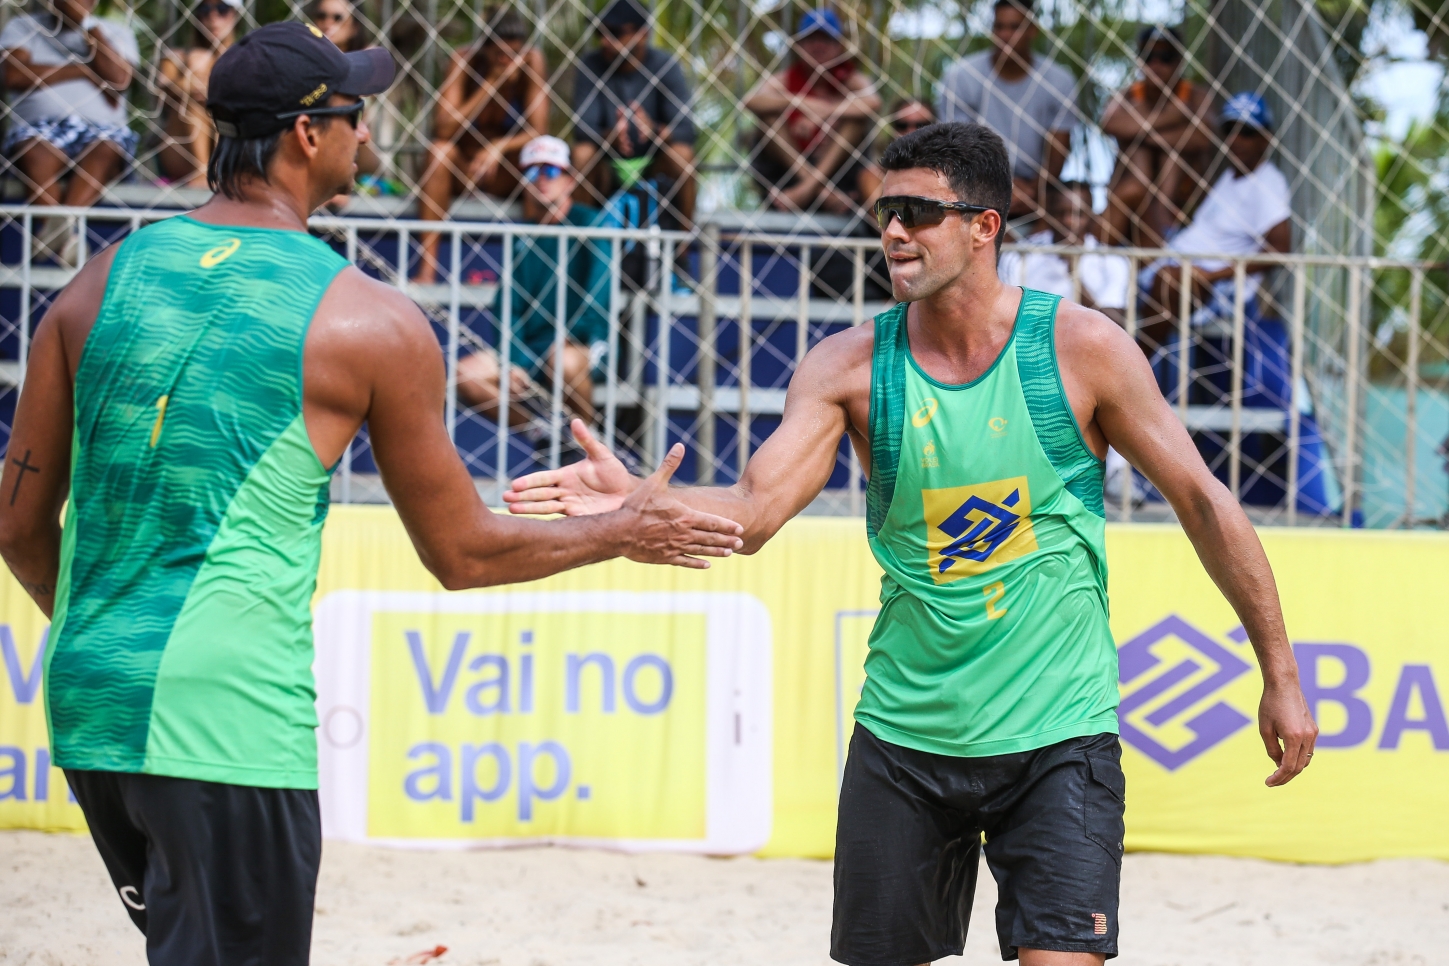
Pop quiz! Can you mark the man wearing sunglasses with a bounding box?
[505,120,1316,966]
[0,23,743,965]
[1101,25,1217,247]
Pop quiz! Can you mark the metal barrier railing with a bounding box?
[1,204,1444,529]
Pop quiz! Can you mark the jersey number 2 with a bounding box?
[983,581,1008,620]
[149,395,169,448]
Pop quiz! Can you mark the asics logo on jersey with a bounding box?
[922,477,1039,583]
[911,398,938,427]
[200,238,242,268]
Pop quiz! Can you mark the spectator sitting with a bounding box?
[744,9,881,214]
[1,0,139,265]
[857,95,935,206]
[416,6,547,282]
[937,0,1075,223]
[457,137,611,429]
[570,0,696,230]
[308,0,381,194]
[1101,25,1217,247]
[998,181,1131,326]
[157,0,241,189]
[1139,93,1291,350]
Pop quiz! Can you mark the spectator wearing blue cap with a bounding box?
[1100,25,1217,247]
[569,0,697,230]
[1139,92,1292,346]
[743,9,882,213]
[937,0,1076,223]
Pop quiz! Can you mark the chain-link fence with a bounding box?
[1,0,1447,526]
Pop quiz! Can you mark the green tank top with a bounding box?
[45,216,348,789]
[855,289,1119,757]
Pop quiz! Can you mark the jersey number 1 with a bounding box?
[149,395,169,448]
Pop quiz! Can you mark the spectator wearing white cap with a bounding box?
[457,136,613,429]
[157,0,243,188]
[1139,92,1291,348]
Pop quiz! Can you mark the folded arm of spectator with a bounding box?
[1101,87,1215,154]
[1188,218,1291,288]
[85,20,132,92]
[434,46,546,146]
[2,47,93,92]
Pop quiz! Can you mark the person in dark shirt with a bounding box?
[457,136,612,427]
[569,0,696,229]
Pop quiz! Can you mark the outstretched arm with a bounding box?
[504,327,871,554]
[1059,304,1317,786]
[306,272,743,587]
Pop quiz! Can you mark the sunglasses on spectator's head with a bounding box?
[873,196,995,231]
[524,164,565,182]
[276,100,365,128]
[1143,46,1181,65]
[195,1,237,16]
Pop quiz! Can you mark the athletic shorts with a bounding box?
[66,770,321,966]
[831,726,1126,965]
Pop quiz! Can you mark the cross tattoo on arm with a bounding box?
[8,449,39,506]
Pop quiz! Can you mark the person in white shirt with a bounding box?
[997,180,1131,325]
[1139,92,1291,348]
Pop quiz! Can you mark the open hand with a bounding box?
[503,418,638,516]
[1259,681,1318,787]
[617,443,743,569]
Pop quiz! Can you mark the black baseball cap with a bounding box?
[599,0,650,31]
[208,22,395,139]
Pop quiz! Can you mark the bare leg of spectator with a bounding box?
[798,119,867,213]
[1105,144,1154,247]
[63,140,125,208]
[456,350,543,426]
[416,138,464,283]
[1143,148,1188,248]
[13,139,68,207]
[754,122,823,212]
[543,342,597,426]
[650,141,696,231]
[1140,267,1192,355]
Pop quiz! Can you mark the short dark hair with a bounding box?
[879,122,1012,253]
[1048,180,1092,206]
[993,0,1033,15]
[207,116,339,200]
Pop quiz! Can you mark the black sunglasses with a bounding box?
[195,1,236,16]
[873,195,996,231]
[276,100,366,128]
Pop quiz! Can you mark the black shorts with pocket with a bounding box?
[831,725,1126,965]
[66,769,322,966]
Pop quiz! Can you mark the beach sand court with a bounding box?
[3,829,1445,965]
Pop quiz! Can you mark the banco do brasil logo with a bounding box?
[922,477,1038,583]
[1117,616,1253,770]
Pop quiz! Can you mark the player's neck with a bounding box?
[189,178,320,233]
[907,266,1018,379]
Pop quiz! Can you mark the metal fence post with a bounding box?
[697,223,720,484]
[1286,264,1306,526]
[1342,265,1362,528]
[738,241,753,472]
[1404,268,1423,528]
[1229,260,1247,501]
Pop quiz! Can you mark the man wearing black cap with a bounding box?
[0,21,742,965]
[570,0,697,229]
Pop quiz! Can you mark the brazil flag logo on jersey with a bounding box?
[922,477,1039,583]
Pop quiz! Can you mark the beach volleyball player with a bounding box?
[506,123,1317,965]
[0,23,741,965]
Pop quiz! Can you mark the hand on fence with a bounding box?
[503,418,639,516]
[615,442,743,570]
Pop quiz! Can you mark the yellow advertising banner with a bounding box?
[2,508,1446,863]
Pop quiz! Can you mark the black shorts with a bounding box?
[66,770,321,966]
[831,726,1125,965]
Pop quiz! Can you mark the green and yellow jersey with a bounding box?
[46,216,348,789]
[856,289,1119,757]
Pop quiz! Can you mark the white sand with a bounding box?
[3,830,1445,965]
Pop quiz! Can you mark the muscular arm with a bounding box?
[305,271,741,588]
[0,247,118,617]
[504,326,873,554]
[1056,303,1317,785]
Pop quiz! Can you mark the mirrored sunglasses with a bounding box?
[275,100,366,128]
[872,195,996,231]
[524,164,565,182]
